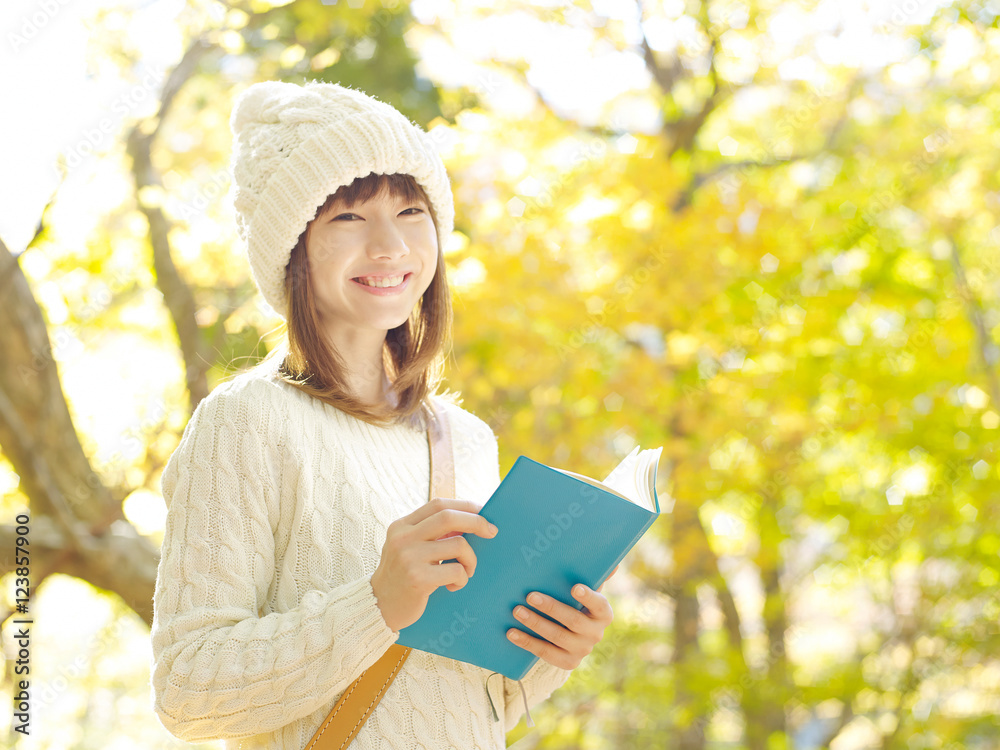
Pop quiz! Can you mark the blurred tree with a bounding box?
[434,1,1000,748]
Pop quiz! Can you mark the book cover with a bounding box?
[395,447,665,680]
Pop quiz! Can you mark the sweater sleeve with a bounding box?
[150,381,399,742]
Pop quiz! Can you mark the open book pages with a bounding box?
[550,445,664,513]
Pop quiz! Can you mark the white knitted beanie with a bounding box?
[227,80,454,320]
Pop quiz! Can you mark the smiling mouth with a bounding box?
[352,273,410,288]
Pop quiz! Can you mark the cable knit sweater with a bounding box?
[150,363,573,749]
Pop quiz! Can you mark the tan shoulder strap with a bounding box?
[305,398,454,750]
[425,397,456,501]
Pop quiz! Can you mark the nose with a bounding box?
[366,219,410,261]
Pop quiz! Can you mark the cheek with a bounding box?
[407,217,437,246]
[307,229,349,266]
[308,246,329,269]
[421,227,440,259]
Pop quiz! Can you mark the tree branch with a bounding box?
[819,701,855,749]
[0,517,160,626]
[666,31,727,157]
[670,74,860,213]
[948,236,1000,407]
[637,0,686,98]
[0,385,87,555]
[145,36,215,145]
[125,35,220,412]
[0,235,159,626]
[0,236,122,531]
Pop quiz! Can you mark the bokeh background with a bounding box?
[2,0,999,747]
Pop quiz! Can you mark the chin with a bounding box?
[376,316,413,332]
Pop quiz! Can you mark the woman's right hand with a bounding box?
[370,498,499,633]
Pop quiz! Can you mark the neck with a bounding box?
[344,359,391,405]
[316,320,399,413]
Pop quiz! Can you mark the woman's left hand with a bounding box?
[506,565,618,670]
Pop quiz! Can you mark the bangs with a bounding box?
[314,173,428,218]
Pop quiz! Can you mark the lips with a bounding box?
[353,273,411,288]
[353,271,411,282]
[350,272,413,295]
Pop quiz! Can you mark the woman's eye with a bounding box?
[331,208,422,221]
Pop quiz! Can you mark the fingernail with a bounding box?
[574,585,586,597]
[528,592,543,606]
[489,524,499,536]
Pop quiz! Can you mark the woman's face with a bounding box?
[304,187,438,342]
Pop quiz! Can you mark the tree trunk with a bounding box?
[0,237,159,626]
[669,462,708,750]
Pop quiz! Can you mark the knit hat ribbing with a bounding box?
[228,80,454,320]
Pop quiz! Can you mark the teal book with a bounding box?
[396,445,666,680]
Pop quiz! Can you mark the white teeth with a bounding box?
[357,275,405,288]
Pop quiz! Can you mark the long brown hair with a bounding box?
[250,172,457,427]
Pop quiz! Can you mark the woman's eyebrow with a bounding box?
[330,195,425,212]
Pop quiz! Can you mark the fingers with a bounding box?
[516,586,613,637]
[524,590,601,638]
[511,602,587,654]
[403,497,483,526]
[506,585,615,669]
[425,535,477,580]
[572,584,614,624]
[432,561,470,592]
[415,507,497,542]
[506,628,576,670]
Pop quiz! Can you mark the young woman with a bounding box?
[150,80,615,749]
